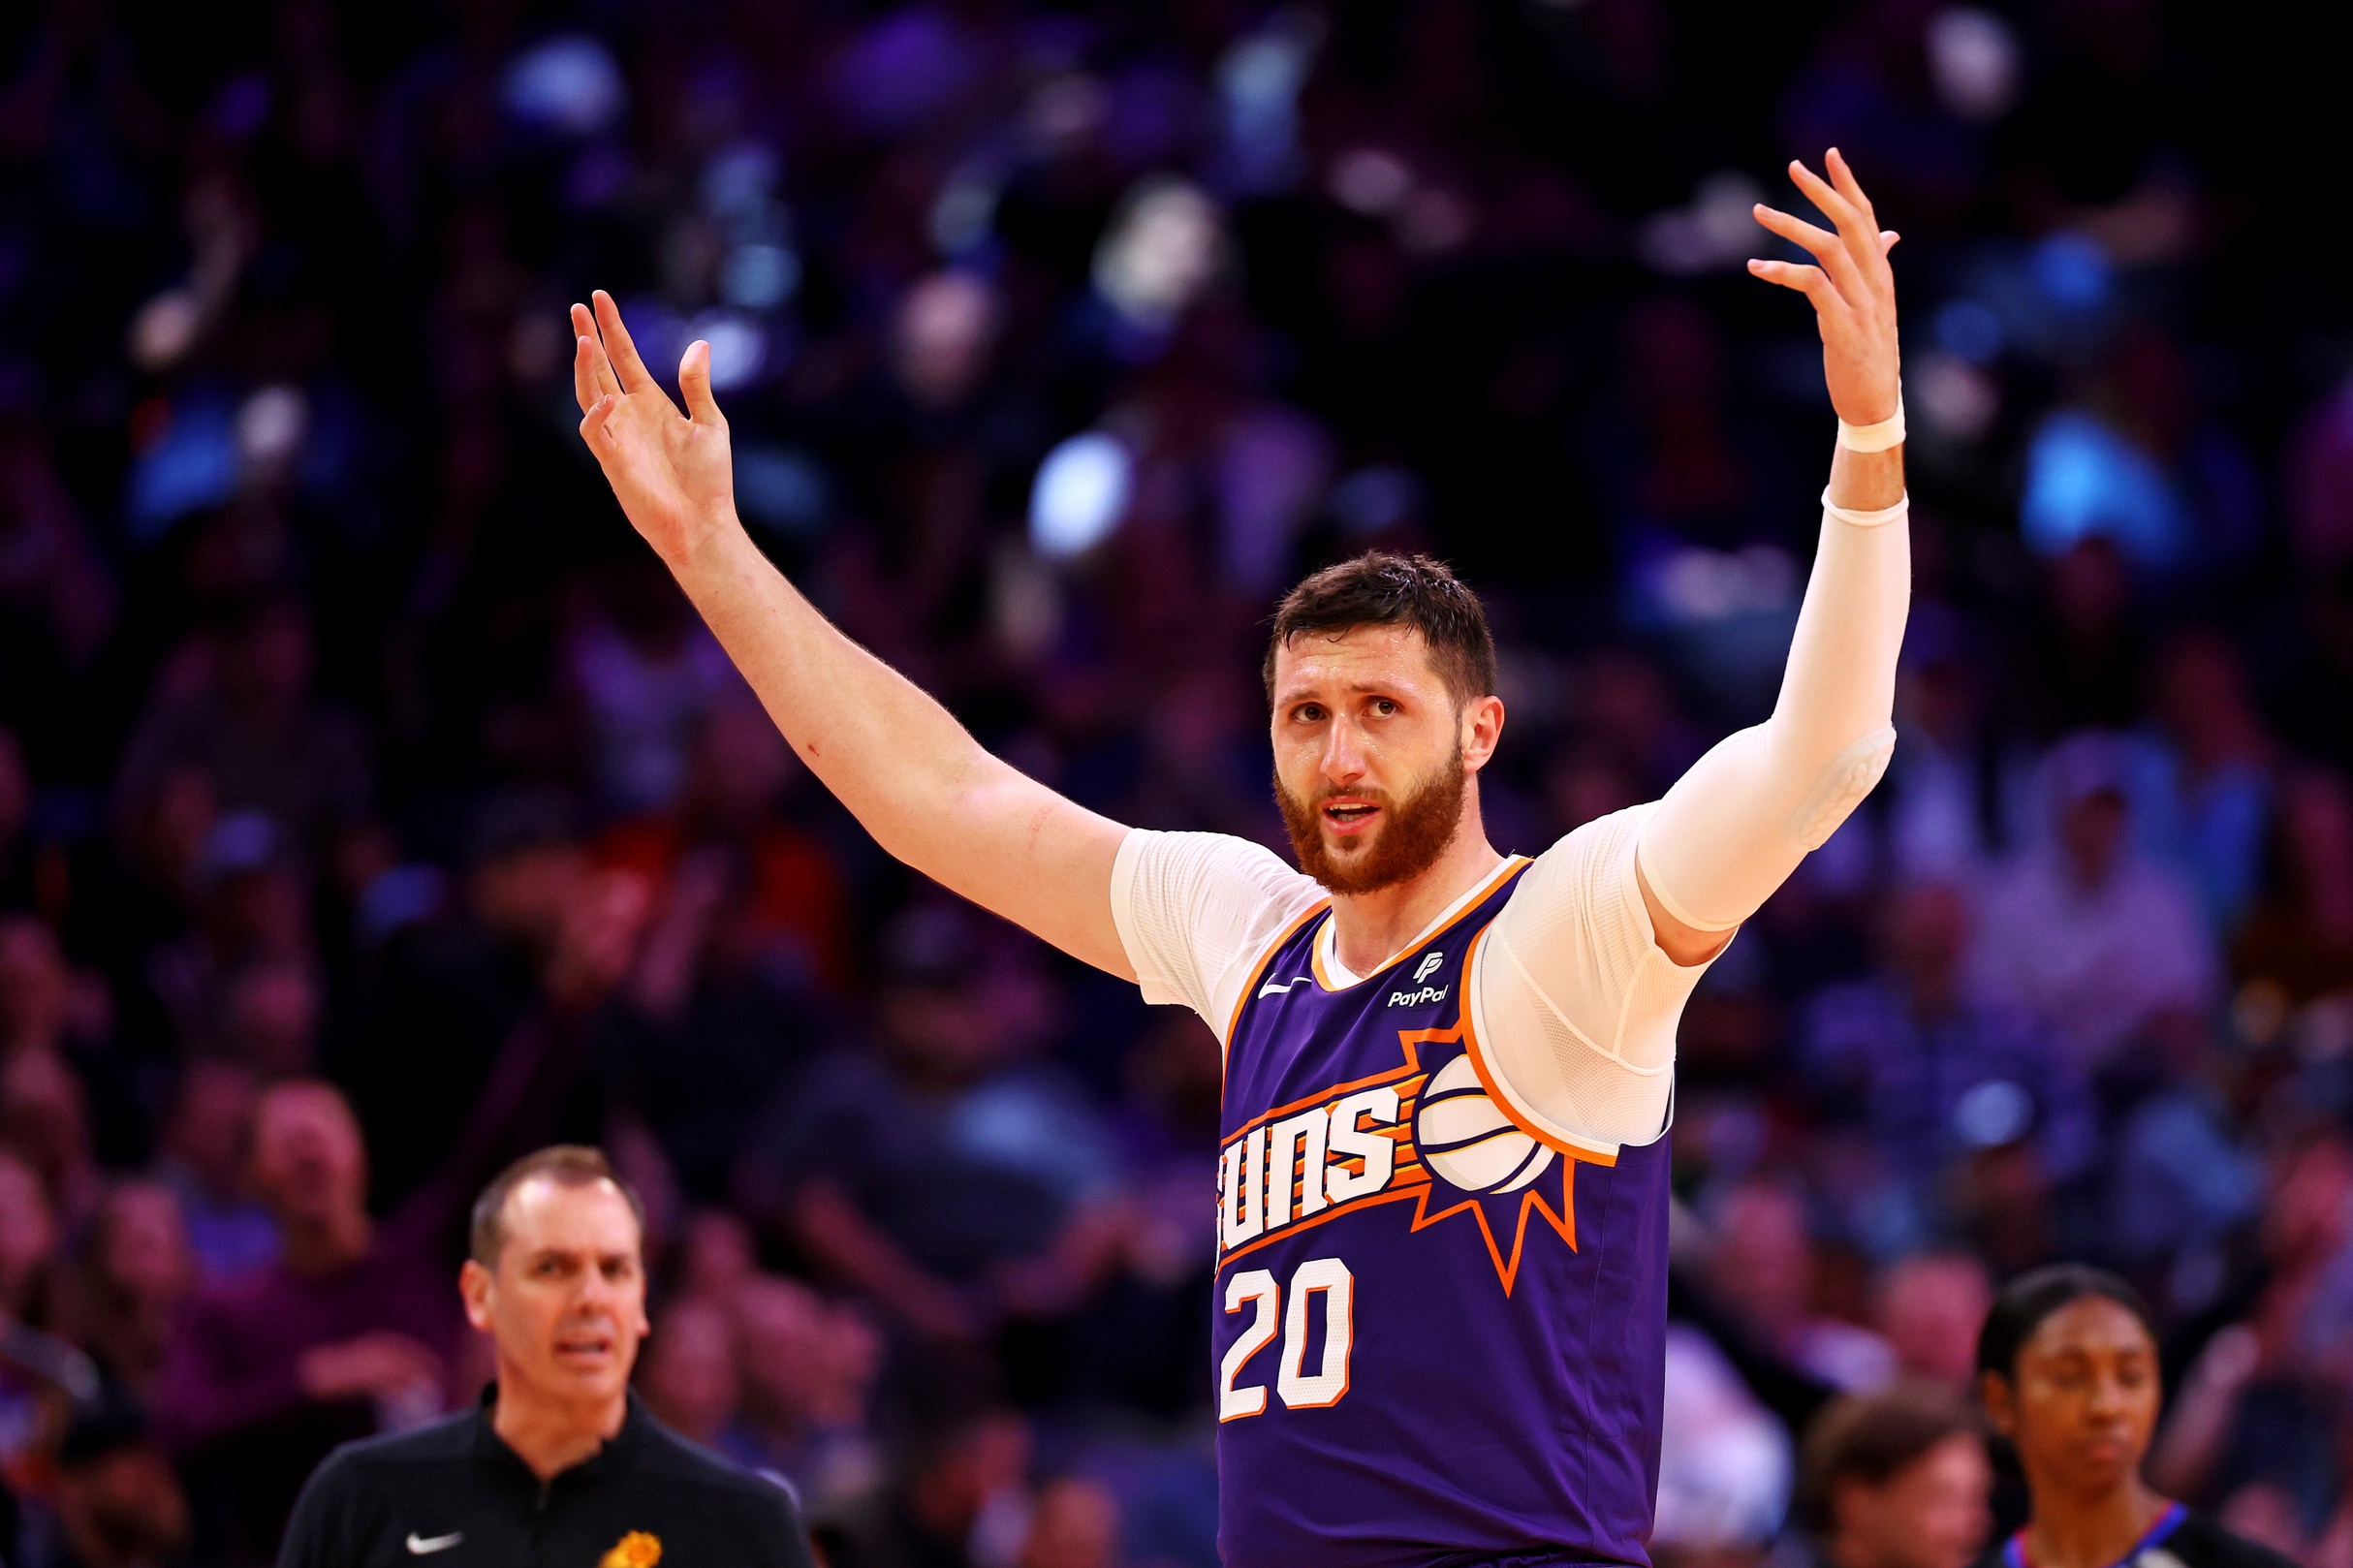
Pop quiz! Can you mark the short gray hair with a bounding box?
[468,1145,644,1267]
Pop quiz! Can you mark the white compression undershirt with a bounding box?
[1111,803,1710,1152]
[1108,493,1910,1150]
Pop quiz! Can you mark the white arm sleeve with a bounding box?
[1637,495,1910,930]
[1110,829,1325,1039]
[1473,804,1710,1151]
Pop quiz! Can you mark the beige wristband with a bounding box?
[1836,398,1905,453]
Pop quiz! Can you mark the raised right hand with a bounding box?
[572,291,737,567]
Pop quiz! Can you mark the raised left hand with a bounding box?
[1749,148,1901,428]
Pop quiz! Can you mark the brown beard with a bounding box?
[1274,744,1467,896]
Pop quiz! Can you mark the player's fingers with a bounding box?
[1824,148,1878,223]
[579,392,617,451]
[573,331,614,415]
[591,289,661,396]
[678,340,726,427]
[574,303,622,402]
[1746,258,1837,306]
[1751,205,1862,299]
[1881,230,1900,255]
[573,333,597,414]
[1788,159,1883,283]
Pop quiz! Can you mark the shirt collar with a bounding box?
[471,1384,645,1484]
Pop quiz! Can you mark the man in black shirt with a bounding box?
[279,1146,814,1567]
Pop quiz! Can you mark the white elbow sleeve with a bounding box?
[1787,724,1897,853]
[1639,722,1898,932]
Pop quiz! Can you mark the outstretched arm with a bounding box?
[1635,148,1910,961]
[570,293,1133,976]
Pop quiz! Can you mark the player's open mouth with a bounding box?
[554,1334,613,1361]
[1323,801,1380,834]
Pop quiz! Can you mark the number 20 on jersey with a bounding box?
[1219,1256,1354,1421]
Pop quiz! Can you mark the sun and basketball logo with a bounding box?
[1413,1053,1557,1195]
[1217,990,1603,1296]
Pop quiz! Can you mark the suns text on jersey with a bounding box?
[1217,1070,1432,1264]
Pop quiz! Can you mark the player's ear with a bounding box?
[459,1258,495,1331]
[1460,694,1505,771]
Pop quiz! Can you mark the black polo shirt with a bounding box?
[277,1391,814,1568]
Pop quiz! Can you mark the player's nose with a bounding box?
[1319,720,1368,783]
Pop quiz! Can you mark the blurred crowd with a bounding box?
[2,0,2352,1564]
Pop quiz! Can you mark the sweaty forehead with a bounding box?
[1271,624,1442,694]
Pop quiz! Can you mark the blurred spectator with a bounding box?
[1794,1382,1990,1568]
[113,596,369,856]
[673,1208,759,1303]
[0,1147,63,1480]
[564,562,743,819]
[729,1273,883,1511]
[737,905,1121,1343]
[54,1179,195,1398]
[590,705,850,1202]
[1707,1183,1893,1395]
[595,695,853,993]
[341,790,645,1209]
[2137,631,2275,932]
[2008,541,2149,741]
[0,914,74,1059]
[0,918,140,1170]
[2150,1137,2353,1524]
[1881,618,1998,887]
[2102,1020,2263,1304]
[1966,734,2216,1074]
[40,1399,193,1568]
[816,1399,1031,1568]
[2234,766,2353,1005]
[1874,1255,1992,1393]
[143,812,315,1064]
[151,1063,279,1283]
[0,1149,55,1327]
[1,1045,102,1228]
[1654,1322,1795,1558]
[213,959,318,1080]
[635,1294,739,1450]
[1019,1475,1122,1568]
[1802,884,2094,1242]
[151,1081,461,1559]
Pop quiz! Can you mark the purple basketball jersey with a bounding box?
[1212,859,1669,1568]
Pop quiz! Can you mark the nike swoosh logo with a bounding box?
[1258,977,1308,997]
[407,1532,463,1555]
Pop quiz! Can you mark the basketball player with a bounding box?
[570,148,1907,1568]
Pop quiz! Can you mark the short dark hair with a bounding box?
[1263,552,1496,706]
[469,1145,645,1267]
[1799,1380,1984,1536]
[1973,1264,2157,1382]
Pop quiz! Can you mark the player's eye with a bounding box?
[1295,704,1325,723]
[1371,698,1398,716]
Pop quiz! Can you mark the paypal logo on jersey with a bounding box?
[1385,950,1447,1006]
